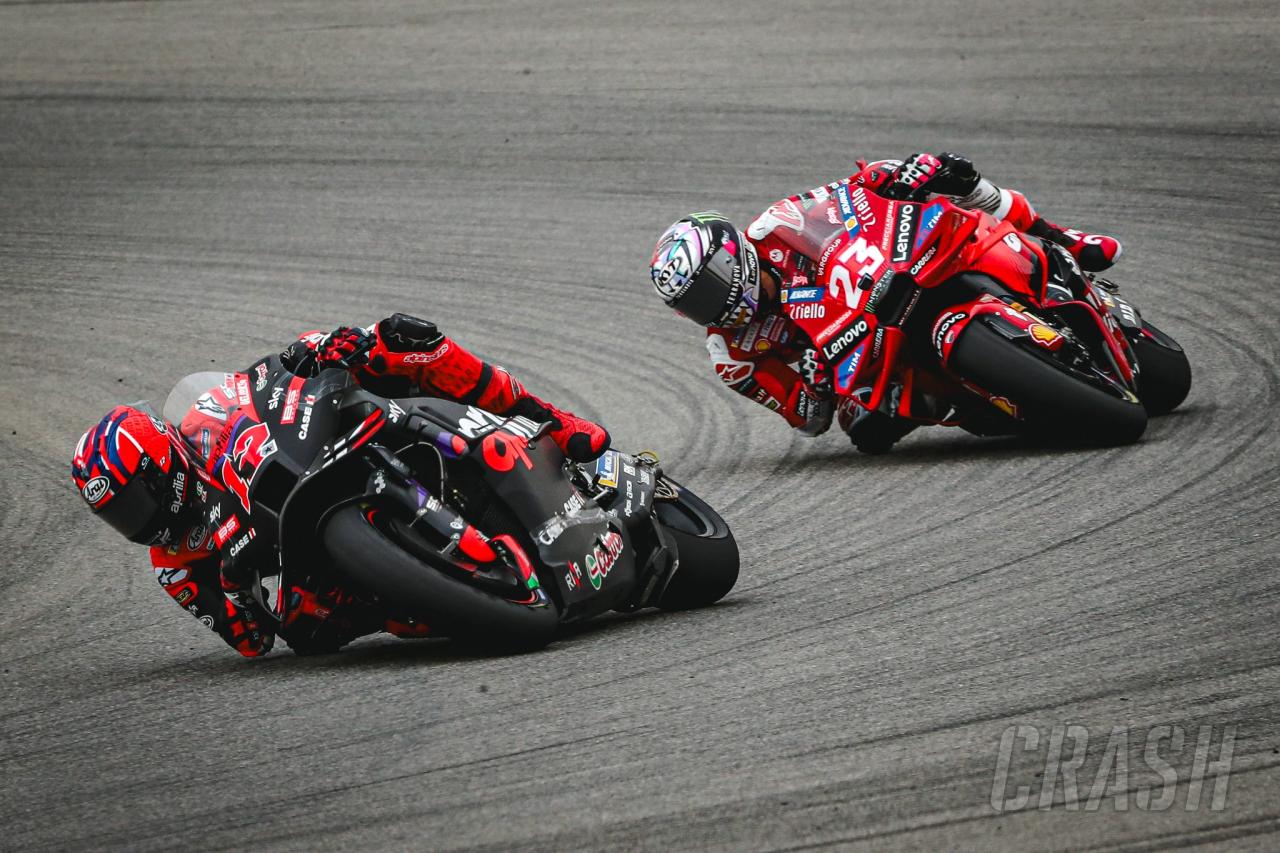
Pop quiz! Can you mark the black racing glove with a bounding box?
[798,346,833,399]
[316,326,376,369]
[792,387,834,438]
[280,337,319,377]
[883,152,946,201]
[932,151,981,196]
[366,313,447,374]
[884,151,983,200]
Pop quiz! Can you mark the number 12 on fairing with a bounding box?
[826,237,884,311]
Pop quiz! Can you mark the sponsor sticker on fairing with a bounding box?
[915,202,944,249]
[816,240,841,277]
[213,515,239,547]
[820,317,870,363]
[594,451,619,489]
[837,343,866,389]
[892,203,919,264]
[909,244,938,276]
[850,186,878,228]
[863,268,895,315]
[567,530,626,591]
[787,302,826,321]
[933,311,967,354]
[990,395,1018,418]
[836,184,854,220]
[298,395,316,439]
[834,185,868,237]
[281,384,302,425]
[1028,323,1063,348]
[782,286,823,304]
[228,528,257,557]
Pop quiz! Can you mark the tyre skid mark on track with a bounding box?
[43,729,634,852]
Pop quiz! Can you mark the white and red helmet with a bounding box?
[650,212,762,328]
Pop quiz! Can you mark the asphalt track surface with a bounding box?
[3,1,1279,850]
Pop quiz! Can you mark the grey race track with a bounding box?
[2,1,1278,850]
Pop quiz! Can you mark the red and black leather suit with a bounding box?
[151,314,609,657]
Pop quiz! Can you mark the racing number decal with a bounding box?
[827,237,885,310]
[481,431,533,473]
[220,421,278,511]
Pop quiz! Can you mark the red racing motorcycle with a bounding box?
[775,183,1191,449]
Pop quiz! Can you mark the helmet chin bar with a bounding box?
[716,240,762,328]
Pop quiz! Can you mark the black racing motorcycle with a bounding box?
[161,359,738,652]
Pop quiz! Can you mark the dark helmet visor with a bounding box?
[95,475,167,544]
[671,245,740,326]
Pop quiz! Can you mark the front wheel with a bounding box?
[949,321,1147,446]
[1130,320,1192,415]
[651,482,739,610]
[321,506,558,652]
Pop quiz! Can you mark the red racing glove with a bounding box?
[315,327,376,369]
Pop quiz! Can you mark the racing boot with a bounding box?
[281,587,355,656]
[837,393,917,455]
[509,394,612,463]
[1028,217,1123,273]
[846,410,917,454]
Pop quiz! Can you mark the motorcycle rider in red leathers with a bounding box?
[71,314,610,657]
[649,152,1123,453]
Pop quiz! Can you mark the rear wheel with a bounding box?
[949,321,1147,445]
[321,506,558,652]
[651,482,739,610]
[1130,320,1191,415]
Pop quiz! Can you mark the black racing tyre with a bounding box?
[321,506,557,652]
[949,320,1147,445]
[1130,321,1191,415]
[652,485,739,611]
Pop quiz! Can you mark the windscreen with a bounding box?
[161,371,227,426]
[747,193,847,261]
